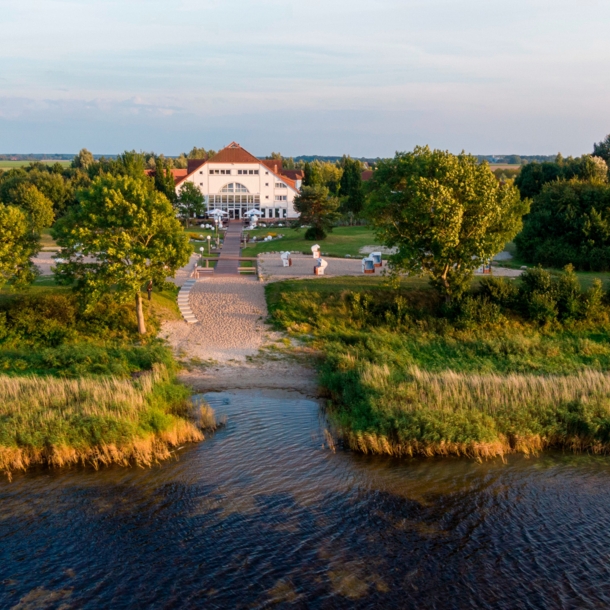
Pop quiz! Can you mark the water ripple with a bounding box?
[2,390,610,608]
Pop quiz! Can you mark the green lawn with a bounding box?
[242,225,378,258]
[496,241,610,290]
[0,160,71,169]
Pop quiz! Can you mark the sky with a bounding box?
[1,0,609,157]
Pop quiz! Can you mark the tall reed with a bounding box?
[0,365,215,478]
[329,365,610,459]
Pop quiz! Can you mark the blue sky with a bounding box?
[1,0,609,156]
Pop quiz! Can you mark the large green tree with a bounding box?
[339,156,365,216]
[594,134,610,163]
[177,181,205,227]
[293,185,341,240]
[368,147,528,300]
[53,175,192,334]
[154,156,177,204]
[0,185,54,287]
[515,180,610,270]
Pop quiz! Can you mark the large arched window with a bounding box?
[220,183,249,193]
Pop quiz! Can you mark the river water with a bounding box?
[3,390,610,609]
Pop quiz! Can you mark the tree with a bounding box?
[154,156,177,204]
[368,147,528,301]
[53,175,192,334]
[187,147,215,159]
[177,181,205,227]
[293,185,341,240]
[594,134,610,163]
[339,157,365,215]
[515,154,608,199]
[71,148,94,170]
[0,185,54,287]
[0,205,35,287]
[515,180,610,270]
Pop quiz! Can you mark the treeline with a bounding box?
[515,135,610,271]
[477,154,558,165]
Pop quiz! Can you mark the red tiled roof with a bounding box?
[262,159,282,173]
[175,142,300,192]
[145,168,188,184]
[361,170,374,181]
[281,169,304,180]
[207,142,261,164]
[187,159,206,174]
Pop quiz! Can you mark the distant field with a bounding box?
[0,159,72,169]
[489,163,522,170]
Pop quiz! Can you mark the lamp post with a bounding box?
[207,234,211,255]
[199,246,204,260]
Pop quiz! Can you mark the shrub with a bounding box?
[305,226,326,240]
[455,296,502,328]
[479,276,519,308]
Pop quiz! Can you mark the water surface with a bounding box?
[2,390,610,608]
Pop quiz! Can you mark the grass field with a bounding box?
[242,225,378,258]
[267,275,610,459]
[0,160,72,169]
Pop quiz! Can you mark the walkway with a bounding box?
[214,220,242,275]
[160,275,269,362]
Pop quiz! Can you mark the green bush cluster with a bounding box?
[478,266,605,324]
[515,180,610,271]
[0,292,173,377]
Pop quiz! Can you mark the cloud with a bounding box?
[1,0,610,154]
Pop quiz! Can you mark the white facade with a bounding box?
[175,143,301,220]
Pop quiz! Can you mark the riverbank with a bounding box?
[0,365,215,479]
[0,287,215,477]
[266,274,610,459]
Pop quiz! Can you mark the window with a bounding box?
[265,171,269,175]
[265,195,269,199]
[199,171,203,174]
[210,169,231,175]
[265,183,269,187]
[220,183,249,193]
[275,195,287,202]
[275,209,280,218]
[275,183,287,189]
[260,209,266,218]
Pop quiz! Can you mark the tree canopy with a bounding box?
[515,180,610,271]
[177,181,205,227]
[53,175,191,334]
[0,184,54,287]
[293,185,341,240]
[515,154,608,199]
[339,156,365,216]
[368,147,528,300]
[594,134,610,163]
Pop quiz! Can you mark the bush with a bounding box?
[305,226,326,240]
[455,296,502,328]
[479,277,519,307]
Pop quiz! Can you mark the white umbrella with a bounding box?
[243,209,260,217]
[208,209,228,216]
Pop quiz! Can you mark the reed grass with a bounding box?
[0,364,215,478]
[268,277,610,459]
[328,365,610,459]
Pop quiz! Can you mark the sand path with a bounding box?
[161,276,270,362]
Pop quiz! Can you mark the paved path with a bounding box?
[215,221,242,275]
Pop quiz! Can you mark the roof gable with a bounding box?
[175,142,300,193]
[207,142,261,164]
